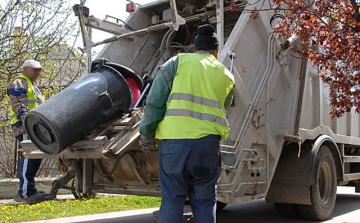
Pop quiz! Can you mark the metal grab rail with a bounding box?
[221,36,276,154]
[221,36,276,162]
[218,36,277,192]
[218,181,268,194]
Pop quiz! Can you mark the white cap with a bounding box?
[22,60,45,72]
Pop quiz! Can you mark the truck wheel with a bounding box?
[298,145,337,220]
[217,202,227,211]
[274,203,301,218]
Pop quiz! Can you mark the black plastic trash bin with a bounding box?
[24,59,134,155]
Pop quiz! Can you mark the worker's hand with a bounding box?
[139,135,156,155]
[139,135,156,147]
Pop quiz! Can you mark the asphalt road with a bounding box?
[33,186,360,223]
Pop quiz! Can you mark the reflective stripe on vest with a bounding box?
[167,92,224,111]
[10,113,17,119]
[165,109,229,127]
[27,99,39,104]
[155,53,235,140]
[165,92,228,127]
[160,66,173,91]
[9,99,39,119]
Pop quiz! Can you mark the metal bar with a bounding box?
[86,26,92,72]
[86,3,245,49]
[75,6,89,48]
[92,22,174,47]
[21,136,108,149]
[340,144,345,156]
[169,0,178,28]
[343,173,360,181]
[49,170,75,196]
[319,76,324,126]
[105,15,125,24]
[343,156,360,163]
[85,17,125,35]
[74,4,92,71]
[134,83,151,108]
[293,58,308,135]
[169,0,185,31]
[229,52,236,73]
[340,144,346,175]
[216,0,224,50]
[82,159,93,194]
[218,182,267,193]
[72,160,83,194]
[185,3,245,23]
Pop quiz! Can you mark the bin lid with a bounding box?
[91,58,144,90]
[24,112,61,155]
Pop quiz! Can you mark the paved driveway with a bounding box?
[31,186,360,223]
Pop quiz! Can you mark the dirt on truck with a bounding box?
[21,0,360,221]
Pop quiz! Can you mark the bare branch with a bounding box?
[350,0,360,23]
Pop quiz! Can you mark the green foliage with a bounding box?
[0,196,161,222]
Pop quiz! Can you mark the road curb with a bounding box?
[23,208,159,223]
[0,177,69,199]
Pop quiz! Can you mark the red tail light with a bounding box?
[126,2,135,13]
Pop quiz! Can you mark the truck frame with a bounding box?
[21,0,360,220]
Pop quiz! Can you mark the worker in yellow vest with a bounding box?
[7,60,46,203]
[139,24,235,223]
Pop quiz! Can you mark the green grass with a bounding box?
[0,196,161,223]
[0,173,5,179]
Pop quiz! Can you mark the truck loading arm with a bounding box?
[91,0,185,48]
[92,22,175,47]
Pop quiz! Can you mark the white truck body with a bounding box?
[22,0,360,219]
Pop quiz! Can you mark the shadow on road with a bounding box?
[216,193,360,223]
[73,189,360,223]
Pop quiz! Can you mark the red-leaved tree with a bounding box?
[272,0,360,118]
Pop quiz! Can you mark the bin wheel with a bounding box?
[274,203,301,218]
[298,145,337,220]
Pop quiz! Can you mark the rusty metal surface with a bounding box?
[19,110,145,160]
[265,144,313,205]
[19,108,161,194]
[94,150,159,184]
[93,184,161,197]
[343,173,360,181]
[343,156,360,163]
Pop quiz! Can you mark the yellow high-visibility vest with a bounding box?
[7,74,42,125]
[156,53,234,140]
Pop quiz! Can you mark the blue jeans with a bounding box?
[158,134,221,223]
[17,134,42,198]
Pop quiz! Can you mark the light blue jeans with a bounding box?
[158,134,221,223]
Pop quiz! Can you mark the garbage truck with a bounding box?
[21,0,360,220]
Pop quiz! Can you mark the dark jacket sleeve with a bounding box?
[7,78,29,121]
[139,56,179,138]
[224,87,234,110]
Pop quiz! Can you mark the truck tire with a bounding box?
[298,145,337,220]
[274,203,301,218]
[217,202,227,211]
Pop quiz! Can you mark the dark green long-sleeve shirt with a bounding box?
[139,53,233,138]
